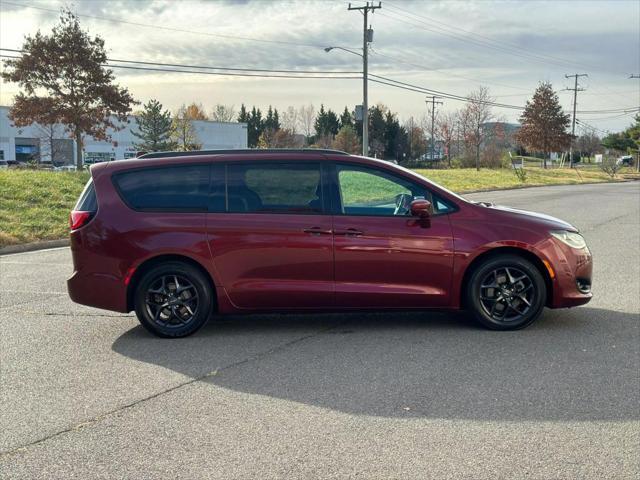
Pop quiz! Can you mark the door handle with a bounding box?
[303,227,332,236]
[335,228,364,237]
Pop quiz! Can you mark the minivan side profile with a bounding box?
[68,149,593,337]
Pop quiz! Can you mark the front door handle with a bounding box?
[304,227,332,236]
[334,228,364,237]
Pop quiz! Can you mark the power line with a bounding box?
[0,54,361,80]
[0,48,360,75]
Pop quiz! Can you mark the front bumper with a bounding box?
[548,242,593,308]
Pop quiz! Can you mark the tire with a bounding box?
[134,261,213,338]
[466,254,546,331]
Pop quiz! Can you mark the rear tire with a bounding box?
[466,255,546,331]
[134,262,213,338]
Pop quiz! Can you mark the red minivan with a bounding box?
[68,149,592,337]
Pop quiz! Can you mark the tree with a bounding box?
[184,102,208,120]
[340,107,354,130]
[298,104,316,141]
[258,128,297,148]
[247,107,263,148]
[515,82,571,168]
[132,99,174,152]
[35,122,67,166]
[461,86,494,171]
[576,131,601,159]
[1,9,135,169]
[263,105,280,131]
[314,104,340,137]
[332,125,360,154]
[280,106,299,133]
[437,111,457,167]
[368,104,387,158]
[170,104,201,151]
[601,132,635,152]
[211,104,236,122]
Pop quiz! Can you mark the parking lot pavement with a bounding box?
[1,182,638,479]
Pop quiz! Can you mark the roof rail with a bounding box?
[137,148,349,159]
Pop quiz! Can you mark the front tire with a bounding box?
[466,255,546,330]
[134,262,213,338]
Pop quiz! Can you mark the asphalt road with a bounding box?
[1,182,639,479]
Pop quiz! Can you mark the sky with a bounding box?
[0,0,639,135]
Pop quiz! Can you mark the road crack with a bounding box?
[0,319,345,459]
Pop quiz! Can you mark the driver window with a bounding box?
[337,165,428,216]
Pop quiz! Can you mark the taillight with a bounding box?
[70,211,93,230]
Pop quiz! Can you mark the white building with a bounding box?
[0,106,248,165]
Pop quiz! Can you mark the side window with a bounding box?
[227,163,323,214]
[336,165,429,216]
[113,165,210,211]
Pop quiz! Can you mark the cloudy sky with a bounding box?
[1,0,638,133]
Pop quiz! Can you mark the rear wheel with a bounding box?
[466,255,546,330]
[134,262,213,338]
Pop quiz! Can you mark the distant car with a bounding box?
[0,160,8,169]
[617,155,633,166]
[54,165,77,172]
[67,148,593,337]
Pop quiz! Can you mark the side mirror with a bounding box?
[410,199,431,227]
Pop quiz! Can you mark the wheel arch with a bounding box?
[126,254,217,312]
[460,246,553,308]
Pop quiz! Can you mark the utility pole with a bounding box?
[348,1,381,157]
[630,74,640,172]
[565,73,588,168]
[426,96,443,162]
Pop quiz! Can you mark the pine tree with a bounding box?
[132,99,174,152]
[515,82,571,168]
[314,104,340,137]
[340,107,354,129]
[247,107,263,148]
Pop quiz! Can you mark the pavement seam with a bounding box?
[0,319,345,459]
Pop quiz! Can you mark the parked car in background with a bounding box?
[617,155,633,166]
[67,149,593,337]
[54,165,78,172]
[0,160,8,169]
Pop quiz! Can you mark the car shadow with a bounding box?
[112,307,639,422]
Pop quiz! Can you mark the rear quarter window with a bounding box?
[75,179,98,212]
[113,165,210,211]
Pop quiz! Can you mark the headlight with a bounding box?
[550,230,587,249]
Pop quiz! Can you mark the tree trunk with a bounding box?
[75,130,83,170]
[476,144,480,171]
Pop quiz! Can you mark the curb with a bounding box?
[0,239,70,256]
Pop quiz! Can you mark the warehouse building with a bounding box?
[0,106,248,165]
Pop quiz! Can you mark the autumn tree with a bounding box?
[1,9,136,169]
[132,99,175,152]
[258,128,297,148]
[184,102,208,120]
[461,87,494,171]
[332,125,360,154]
[211,104,236,122]
[171,104,201,151]
[515,82,571,168]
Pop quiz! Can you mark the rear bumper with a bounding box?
[67,269,129,313]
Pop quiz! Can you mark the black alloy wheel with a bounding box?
[134,262,213,337]
[467,255,546,330]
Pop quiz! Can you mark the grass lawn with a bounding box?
[0,166,628,247]
[0,170,89,247]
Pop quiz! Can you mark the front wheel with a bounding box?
[466,255,546,330]
[134,262,213,338]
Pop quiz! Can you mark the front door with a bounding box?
[332,163,455,308]
[206,159,334,310]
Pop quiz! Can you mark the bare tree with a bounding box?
[211,104,236,122]
[461,87,494,171]
[436,111,457,167]
[298,103,316,141]
[171,104,201,151]
[280,106,299,134]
